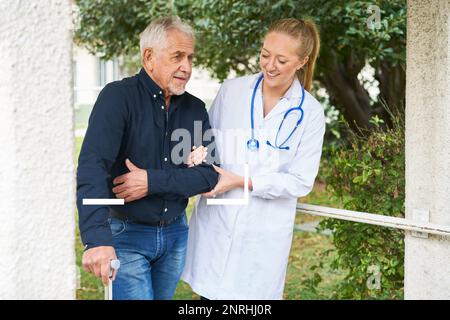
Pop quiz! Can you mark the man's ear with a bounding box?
[143,48,154,72]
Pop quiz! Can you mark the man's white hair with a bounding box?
[139,16,194,59]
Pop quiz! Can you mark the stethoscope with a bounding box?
[247,74,305,151]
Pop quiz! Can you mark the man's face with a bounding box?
[144,29,194,96]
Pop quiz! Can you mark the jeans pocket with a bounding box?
[108,218,126,237]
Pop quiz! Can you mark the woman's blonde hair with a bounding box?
[267,18,320,92]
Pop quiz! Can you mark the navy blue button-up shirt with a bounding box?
[77,68,219,250]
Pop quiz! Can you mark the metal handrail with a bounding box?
[297,203,450,237]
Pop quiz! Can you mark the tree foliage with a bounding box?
[74,0,406,128]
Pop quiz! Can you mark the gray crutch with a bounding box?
[104,259,120,300]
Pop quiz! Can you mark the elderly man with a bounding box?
[77,16,218,300]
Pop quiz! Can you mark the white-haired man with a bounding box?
[77,16,218,300]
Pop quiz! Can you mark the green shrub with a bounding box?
[317,114,405,299]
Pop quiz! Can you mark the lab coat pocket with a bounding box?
[262,198,296,231]
[193,200,237,280]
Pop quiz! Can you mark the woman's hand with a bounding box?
[203,165,251,197]
[187,145,208,167]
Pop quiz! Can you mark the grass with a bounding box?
[75,136,343,300]
[75,104,93,130]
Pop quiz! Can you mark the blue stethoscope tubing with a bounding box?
[247,74,305,151]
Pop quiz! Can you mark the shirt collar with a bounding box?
[138,67,164,99]
[138,68,187,109]
[249,72,303,100]
[284,77,302,100]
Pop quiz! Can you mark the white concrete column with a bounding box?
[0,1,75,299]
[405,0,450,299]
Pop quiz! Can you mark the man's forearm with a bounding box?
[147,164,219,198]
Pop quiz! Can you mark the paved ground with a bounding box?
[294,220,332,236]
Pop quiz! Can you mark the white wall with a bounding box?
[186,68,221,107]
[74,47,101,106]
[73,47,122,106]
[405,0,450,299]
[0,1,76,299]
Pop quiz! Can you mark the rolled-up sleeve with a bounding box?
[76,84,128,250]
[251,106,325,199]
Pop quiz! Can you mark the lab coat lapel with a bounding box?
[253,88,264,128]
[263,98,291,121]
[263,78,302,121]
[249,74,264,129]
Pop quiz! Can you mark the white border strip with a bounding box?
[83,199,124,205]
[297,203,450,237]
[207,164,249,206]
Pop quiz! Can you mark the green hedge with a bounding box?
[316,115,405,299]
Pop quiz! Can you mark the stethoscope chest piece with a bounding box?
[247,138,260,151]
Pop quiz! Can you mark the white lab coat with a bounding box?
[181,73,325,300]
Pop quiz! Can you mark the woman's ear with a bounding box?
[297,56,309,70]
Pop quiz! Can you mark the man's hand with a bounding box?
[112,159,148,202]
[187,145,208,167]
[82,246,117,286]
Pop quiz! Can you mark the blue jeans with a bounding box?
[109,212,188,300]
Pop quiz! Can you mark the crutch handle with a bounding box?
[105,259,120,300]
[109,259,121,278]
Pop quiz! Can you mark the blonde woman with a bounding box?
[182,18,326,299]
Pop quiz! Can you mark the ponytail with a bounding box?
[268,18,320,92]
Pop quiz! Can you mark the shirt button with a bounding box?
[164,208,168,212]
[161,106,164,110]
[164,157,168,162]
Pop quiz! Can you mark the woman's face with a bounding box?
[259,32,307,89]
